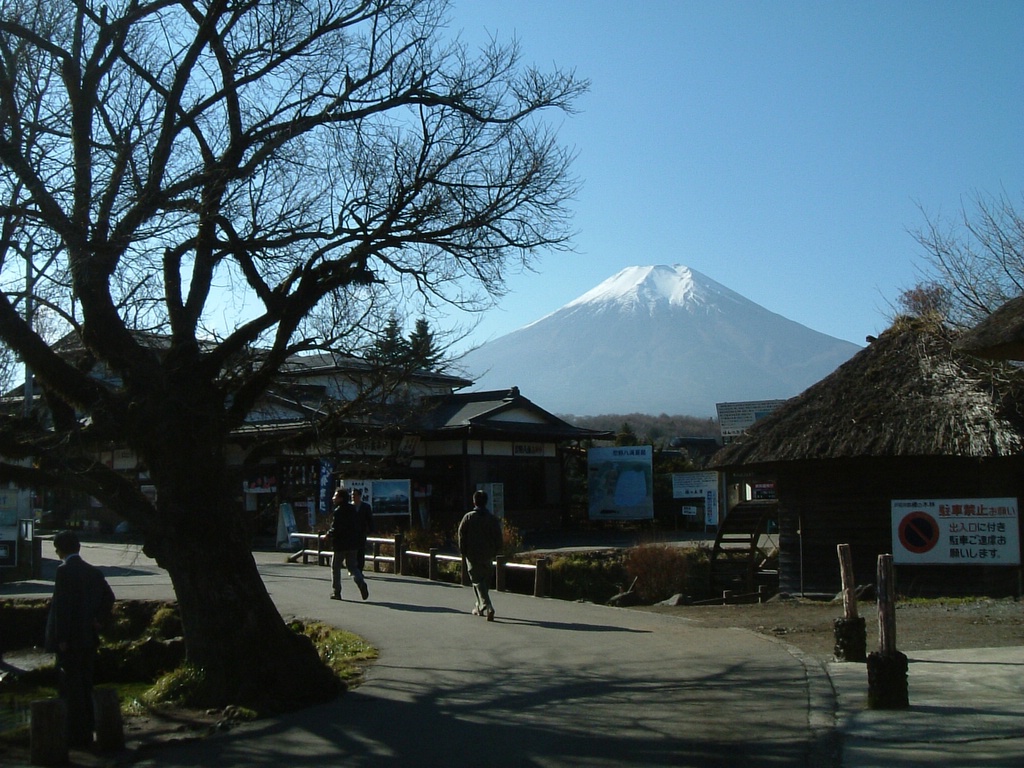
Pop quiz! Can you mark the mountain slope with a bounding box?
[460,265,861,416]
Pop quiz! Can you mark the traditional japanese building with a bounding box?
[6,342,608,538]
[711,316,1024,597]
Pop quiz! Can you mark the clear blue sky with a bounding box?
[444,0,1023,352]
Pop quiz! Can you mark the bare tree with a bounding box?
[911,190,1024,328]
[894,281,952,322]
[0,0,585,708]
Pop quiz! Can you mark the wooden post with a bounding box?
[30,698,67,766]
[318,534,329,567]
[93,687,124,752]
[877,553,897,656]
[867,553,909,708]
[495,555,507,592]
[534,557,548,598]
[394,533,404,575]
[833,544,867,662]
[837,543,858,619]
[373,541,381,573]
[428,548,438,581]
[722,590,733,604]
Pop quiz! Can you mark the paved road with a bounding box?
[9,540,1024,767]
[3,540,835,767]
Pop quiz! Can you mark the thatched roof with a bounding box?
[955,295,1024,360]
[712,317,1024,467]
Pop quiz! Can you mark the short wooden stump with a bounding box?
[832,616,867,662]
[866,651,909,709]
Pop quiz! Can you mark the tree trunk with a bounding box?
[167,537,338,710]
[143,440,340,712]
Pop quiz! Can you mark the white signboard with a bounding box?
[716,400,786,442]
[891,498,1021,565]
[588,446,654,520]
[671,470,720,526]
[672,471,718,498]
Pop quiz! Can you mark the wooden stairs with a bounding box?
[709,500,780,596]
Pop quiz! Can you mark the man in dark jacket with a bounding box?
[457,490,504,621]
[327,486,370,601]
[45,530,115,749]
[352,488,375,571]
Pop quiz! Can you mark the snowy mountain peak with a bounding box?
[462,263,862,416]
[564,264,725,312]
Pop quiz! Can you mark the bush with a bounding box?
[547,552,627,604]
[623,544,711,603]
[403,525,447,554]
[501,520,523,557]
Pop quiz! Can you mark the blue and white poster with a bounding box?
[587,446,654,520]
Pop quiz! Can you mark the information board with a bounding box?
[588,446,654,520]
[891,498,1020,565]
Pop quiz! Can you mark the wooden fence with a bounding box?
[288,532,549,598]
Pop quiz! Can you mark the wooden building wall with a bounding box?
[770,456,1024,597]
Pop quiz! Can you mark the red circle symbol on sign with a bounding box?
[898,511,940,554]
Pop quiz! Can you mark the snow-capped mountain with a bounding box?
[459,264,861,416]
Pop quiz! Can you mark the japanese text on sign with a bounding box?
[891,498,1020,565]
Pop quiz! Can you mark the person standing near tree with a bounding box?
[458,490,504,621]
[327,487,369,601]
[45,530,115,749]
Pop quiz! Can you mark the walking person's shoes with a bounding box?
[358,581,369,600]
[471,607,481,616]
[330,591,341,600]
[486,608,495,622]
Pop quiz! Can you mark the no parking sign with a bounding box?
[891,498,1020,565]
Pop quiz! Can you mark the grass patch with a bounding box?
[0,600,378,742]
[290,620,379,685]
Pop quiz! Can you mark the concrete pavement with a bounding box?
[828,646,1024,767]
[3,538,1022,766]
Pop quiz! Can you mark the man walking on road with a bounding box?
[458,490,504,621]
[328,486,370,601]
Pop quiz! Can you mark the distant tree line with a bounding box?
[565,413,720,446]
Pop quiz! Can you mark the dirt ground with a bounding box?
[636,595,1024,661]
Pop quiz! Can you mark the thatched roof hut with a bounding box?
[712,317,1024,597]
[716,316,1024,465]
[955,294,1024,360]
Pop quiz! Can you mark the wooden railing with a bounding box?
[289,532,549,598]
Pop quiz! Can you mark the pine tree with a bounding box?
[370,315,411,365]
[408,318,442,371]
